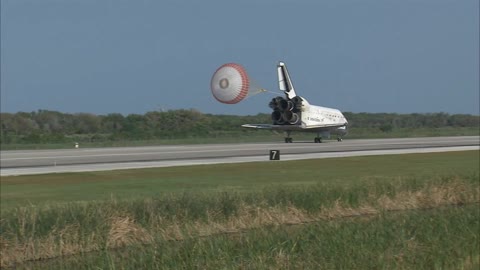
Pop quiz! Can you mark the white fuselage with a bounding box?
[301,99,348,127]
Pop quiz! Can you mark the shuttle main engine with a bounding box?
[269,96,302,125]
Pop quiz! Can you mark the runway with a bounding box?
[1,136,478,176]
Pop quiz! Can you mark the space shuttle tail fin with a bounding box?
[277,61,297,99]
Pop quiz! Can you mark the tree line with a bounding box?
[0,109,478,144]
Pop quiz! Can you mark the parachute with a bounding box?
[210,63,250,104]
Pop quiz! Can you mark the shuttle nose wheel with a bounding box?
[314,137,322,143]
[337,137,343,142]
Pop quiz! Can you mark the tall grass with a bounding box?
[1,174,478,268]
[14,205,480,270]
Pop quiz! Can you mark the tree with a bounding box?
[73,113,100,134]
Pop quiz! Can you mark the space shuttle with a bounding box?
[242,62,348,143]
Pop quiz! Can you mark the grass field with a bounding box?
[1,151,479,268]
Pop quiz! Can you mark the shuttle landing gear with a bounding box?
[337,137,343,142]
[314,132,323,143]
[284,131,293,143]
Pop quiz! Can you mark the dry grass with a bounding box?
[377,178,477,211]
[107,216,154,248]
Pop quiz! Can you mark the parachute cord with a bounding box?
[262,89,284,96]
[244,89,284,101]
[247,89,283,96]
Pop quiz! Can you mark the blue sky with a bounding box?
[1,0,478,115]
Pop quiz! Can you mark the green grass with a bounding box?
[1,151,479,209]
[1,151,479,269]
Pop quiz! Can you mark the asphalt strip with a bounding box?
[1,146,478,176]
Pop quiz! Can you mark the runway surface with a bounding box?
[1,136,478,176]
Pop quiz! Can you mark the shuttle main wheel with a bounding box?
[285,138,293,143]
[314,137,322,143]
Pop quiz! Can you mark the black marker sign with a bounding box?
[269,150,280,160]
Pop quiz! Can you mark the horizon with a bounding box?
[1,108,479,117]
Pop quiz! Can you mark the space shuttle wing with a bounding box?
[242,122,347,131]
[241,124,305,131]
[301,123,348,129]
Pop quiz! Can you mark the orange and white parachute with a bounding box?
[210,63,250,104]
